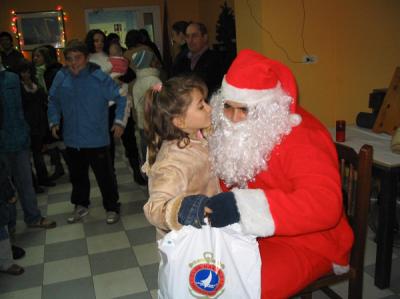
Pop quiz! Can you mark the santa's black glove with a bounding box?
[206,192,240,227]
[178,195,209,228]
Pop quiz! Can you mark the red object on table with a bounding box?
[336,120,346,142]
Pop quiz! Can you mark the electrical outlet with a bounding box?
[303,55,318,64]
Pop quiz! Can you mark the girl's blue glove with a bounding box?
[178,192,240,228]
[178,195,209,228]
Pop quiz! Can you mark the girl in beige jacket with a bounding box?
[142,76,220,239]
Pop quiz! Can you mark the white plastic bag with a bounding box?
[158,223,261,299]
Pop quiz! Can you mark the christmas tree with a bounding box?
[215,1,236,71]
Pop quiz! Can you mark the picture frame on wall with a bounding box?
[15,10,66,51]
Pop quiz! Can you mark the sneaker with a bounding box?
[106,211,120,224]
[67,206,89,224]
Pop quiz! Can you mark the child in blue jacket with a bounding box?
[48,39,127,225]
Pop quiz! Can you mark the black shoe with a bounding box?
[12,245,26,260]
[38,180,56,187]
[35,186,45,194]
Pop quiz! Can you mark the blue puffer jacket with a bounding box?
[0,71,30,152]
[48,63,127,148]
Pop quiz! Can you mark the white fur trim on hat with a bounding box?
[289,113,302,127]
[222,76,291,106]
[232,188,275,237]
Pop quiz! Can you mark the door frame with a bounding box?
[84,5,162,53]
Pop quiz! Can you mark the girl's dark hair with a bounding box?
[85,29,106,53]
[32,46,55,66]
[144,75,208,166]
[105,40,121,56]
[125,29,142,49]
[139,29,151,44]
[16,59,37,83]
[105,33,121,54]
[43,45,58,65]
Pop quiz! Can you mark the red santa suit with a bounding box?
[213,50,354,298]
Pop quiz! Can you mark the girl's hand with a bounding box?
[178,195,209,228]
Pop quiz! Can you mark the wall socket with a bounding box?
[303,55,318,64]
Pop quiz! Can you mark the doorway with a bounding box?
[85,6,162,52]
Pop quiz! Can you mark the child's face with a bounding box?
[175,88,211,136]
[65,50,88,76]
[20,70,31,83]
[109,43,122,57]
[93,33,104,53]
[33,51,45,66]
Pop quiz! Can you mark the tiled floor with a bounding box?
[0,142,399,298]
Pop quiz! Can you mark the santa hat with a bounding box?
[221,49,302,126]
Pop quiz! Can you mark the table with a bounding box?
[329,125,400,289]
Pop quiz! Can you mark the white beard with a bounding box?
[209,89,293,188]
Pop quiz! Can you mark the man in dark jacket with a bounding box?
[0,32,24,73]
[171,22,224,96]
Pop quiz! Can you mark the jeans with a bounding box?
[3,150,42,227]
[0,226,13,270]
[66,146,120,212]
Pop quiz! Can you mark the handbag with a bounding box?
[158,222,261,299]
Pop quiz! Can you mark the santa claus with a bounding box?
[203,49,354,298]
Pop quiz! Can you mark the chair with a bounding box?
[294,144,373,299]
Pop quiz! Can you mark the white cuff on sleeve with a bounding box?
[232,188,275,237]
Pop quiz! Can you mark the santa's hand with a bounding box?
[178,195,209,228]
[206,192,240,227]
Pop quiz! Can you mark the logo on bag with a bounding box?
[188,252,225,298]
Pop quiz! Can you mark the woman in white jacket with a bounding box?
[124,29,162,164]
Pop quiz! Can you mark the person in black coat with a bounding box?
[138,29,163,67]
[171,22,224,97]
[42,45,68,181]
[0,32,24,73]
[17,60,55,189]
[171,21,189,75]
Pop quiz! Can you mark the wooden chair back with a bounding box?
[294,144,373,299]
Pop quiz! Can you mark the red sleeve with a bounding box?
[265,126,343,236]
